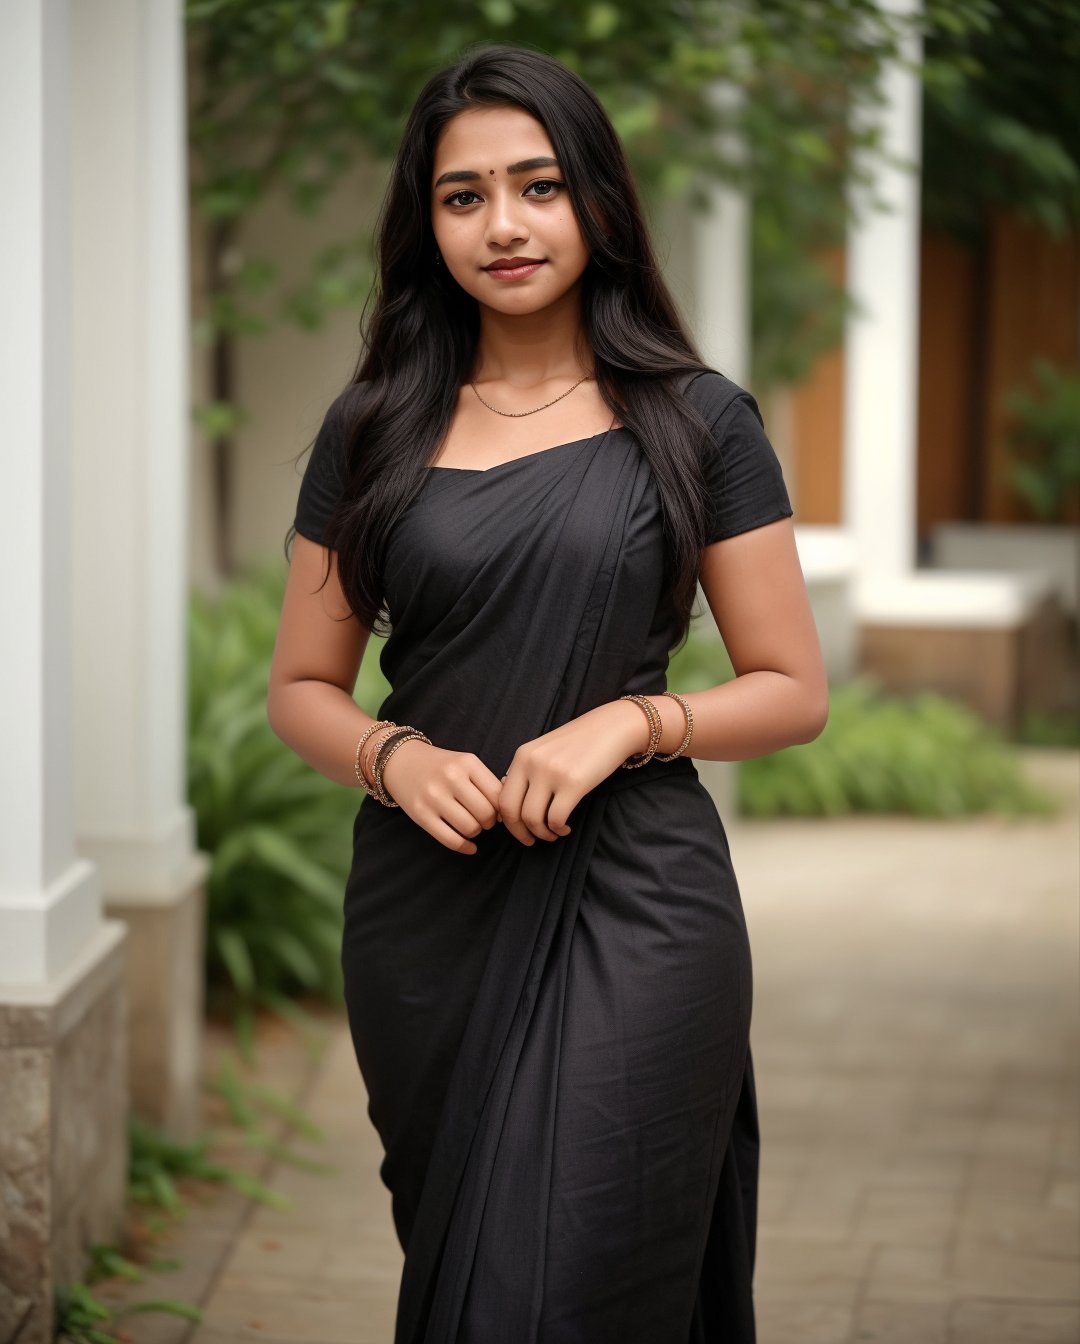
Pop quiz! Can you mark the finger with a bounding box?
[545,791,574,837]
[440,797,490,843]
[496,773,535,846]
[519,779,563,842]
[469,764,506,817]
[425,814,479,855]
[457,779,500,829]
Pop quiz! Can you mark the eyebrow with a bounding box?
[433,156,561,189]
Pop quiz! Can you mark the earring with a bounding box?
[435,249,442,266]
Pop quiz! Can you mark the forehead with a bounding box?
[431,105,555,176]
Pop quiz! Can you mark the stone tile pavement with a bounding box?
[99,749,1079,1344]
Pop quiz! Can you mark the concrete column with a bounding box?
[693,78,751,384]
[842,0,924,610]
[70,0,209,1140]
[840,0,1052,726]
[0,3,129,1338]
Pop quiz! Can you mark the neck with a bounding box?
[471,283,590,386]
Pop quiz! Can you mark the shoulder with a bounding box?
[316,379,371,444]
[677,369,793,543]
[307,380,373,473]
[676,366,773,470]
[293,380,371,546]
[677,367,760,431]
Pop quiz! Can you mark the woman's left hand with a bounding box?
[497,700,647,845]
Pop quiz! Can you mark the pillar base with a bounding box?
[0,920,128,1344]
[859,592,1077,732]
[105,851,210,1140]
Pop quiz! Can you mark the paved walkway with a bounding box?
[103,749,1079,1344]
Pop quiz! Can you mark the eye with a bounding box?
[441,179,566,208]
[524,179,565,199]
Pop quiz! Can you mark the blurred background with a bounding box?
[1,2,1077,1342]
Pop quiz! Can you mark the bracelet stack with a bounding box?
[354,720,432,807]
[353,693,693,801]
[618,691,694,769]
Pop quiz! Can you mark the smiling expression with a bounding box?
[430,104,592,313]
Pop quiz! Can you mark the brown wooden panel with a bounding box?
[790,245,845,525]
[983,212,1080,523]
[917,229,979,530]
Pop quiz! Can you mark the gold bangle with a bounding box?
[373,726,432,807]
[370,725,421,805]
[654,691,693,761]
[355,720,395,796]
[361,722,400,790]
[374,729,432,807]
[619,693,662,768]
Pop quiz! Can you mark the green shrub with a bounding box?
[670,621,736,690]
[188,564,381,1017]
[127,1110,293,1213]
[1019,706,1080,748]
[674,622,1058,818]
[1004,357,1080,521]
[739,676,1059,818]
[55,1278,203,1343]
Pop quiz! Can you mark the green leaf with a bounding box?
[118,1298,204,1321]
[257,925,324,988]
[322,0,351,46]
[479,0,515,24]
[191,400,248,440]
[209,1053,259,1127]
[244,1130,336,1173]
[585,4,620,41]
[245,1075,327,1140]
[215,926,256,996]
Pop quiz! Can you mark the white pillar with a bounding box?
[693,79,751,384]
[0,5,128,1328]
[842,0,924,610]
[0,0,115,985]
[838,0,1047,729]
[70,0,208,1135]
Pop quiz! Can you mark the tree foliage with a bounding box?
[184,1,1079,440]
[186,0,909,403]
[920,0,1080,242]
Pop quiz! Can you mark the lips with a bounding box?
[485,257,545,270]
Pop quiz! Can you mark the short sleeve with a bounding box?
[293,391,348,546]
[690,374,794,544]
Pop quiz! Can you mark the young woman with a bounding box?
[268,42,827,1344]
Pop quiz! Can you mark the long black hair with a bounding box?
[285,41,724,650]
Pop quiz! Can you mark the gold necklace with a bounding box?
[469,372,593,417]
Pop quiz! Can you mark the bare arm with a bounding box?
[605,516,829,760]
[266,533,378,788]
[267,534,504,852]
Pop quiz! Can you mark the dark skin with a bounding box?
[268,105,828,852]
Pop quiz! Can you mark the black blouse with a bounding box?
[292,369,793,549]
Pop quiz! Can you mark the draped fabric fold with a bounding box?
[338,407,763,1342]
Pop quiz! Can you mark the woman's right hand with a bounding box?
[378,740,506,855]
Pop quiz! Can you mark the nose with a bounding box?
[484,182,528,247]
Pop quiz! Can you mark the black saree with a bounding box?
[291,369,794,1343]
